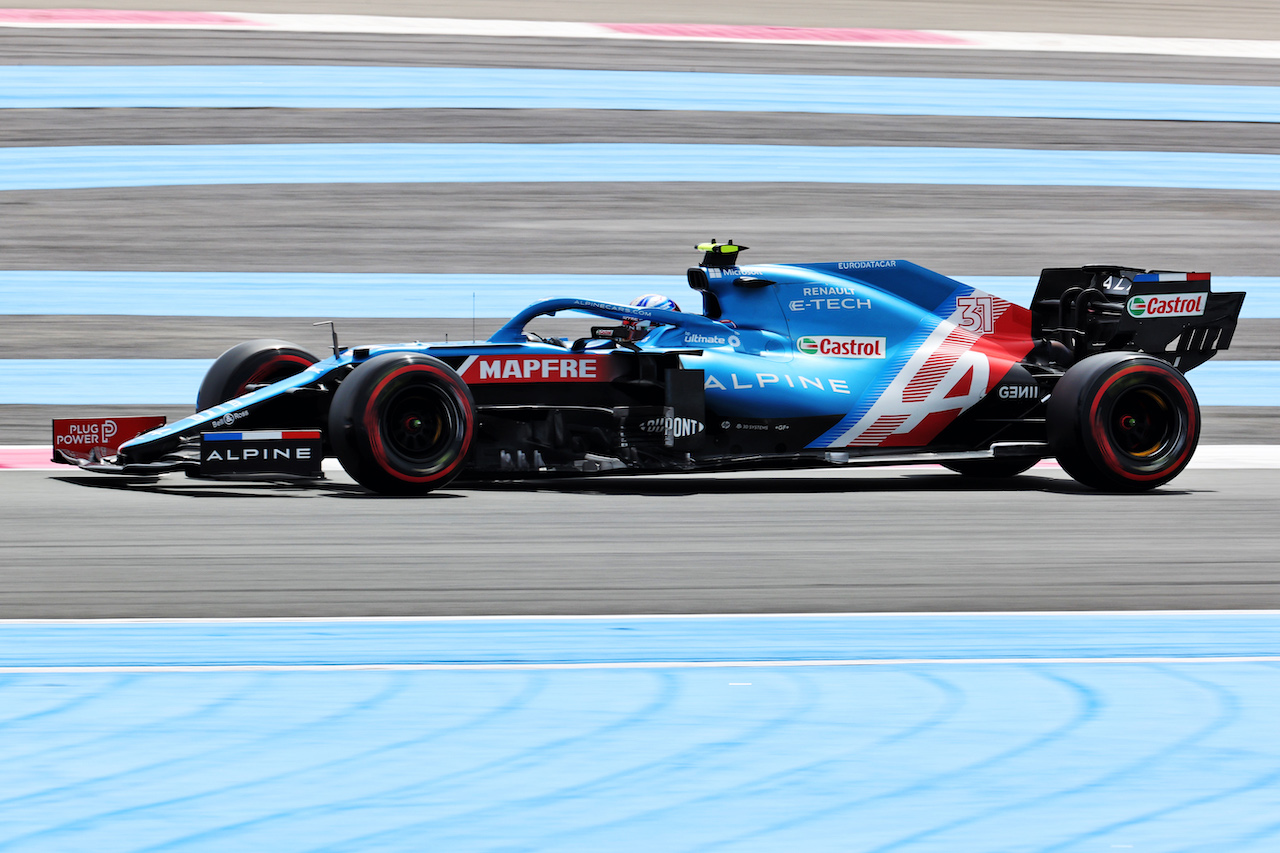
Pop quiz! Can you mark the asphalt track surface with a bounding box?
[5,466,1280,617]
[2,10,1278,615]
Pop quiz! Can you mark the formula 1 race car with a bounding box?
[53,242,1245,493]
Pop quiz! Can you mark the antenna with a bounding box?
[472,292,476,342]
[312,320,340,357]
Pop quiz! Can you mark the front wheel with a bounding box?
[1047,352,1199,491]
[328,353,476,495]
[197,339,319,410]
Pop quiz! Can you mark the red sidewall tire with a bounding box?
[197,339,319,411]
[1047,352,1199,491]
[329,354,476,495]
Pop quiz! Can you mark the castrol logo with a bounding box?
[797,335,886,359]
[1127,293,1206,318]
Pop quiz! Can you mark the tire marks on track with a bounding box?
[7,661,1278,851]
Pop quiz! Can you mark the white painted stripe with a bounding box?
[0,12,1279,60]
[926,29,1280,60]
[5,609,1280,624]
[1186,445,1280,468]
[2,656,1278,673]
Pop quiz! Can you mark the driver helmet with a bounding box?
[630,293,681,312]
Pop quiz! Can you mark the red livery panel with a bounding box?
[459,354,621,384]
[52,416,166,463]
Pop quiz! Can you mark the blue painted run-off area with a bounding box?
[2,271,1275,319]
[3,616,1280,851]
[2,359,1275,406]
[4,612,1280,666]
[3,66,1280,122]
[5,143,1280,191]
[0,271,683,317]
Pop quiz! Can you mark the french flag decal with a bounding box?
[203,430,322,441]
[1132,272,1211,283]
[199,430,323,477]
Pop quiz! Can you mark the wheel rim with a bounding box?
[1109,384,1180,460]
[382,385,457,463]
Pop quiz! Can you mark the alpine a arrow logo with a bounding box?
[797,336,886,358]
[1127,293,1205,318]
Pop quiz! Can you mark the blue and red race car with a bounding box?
[54,241,1245,493]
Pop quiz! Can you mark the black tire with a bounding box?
[1047,352,1199,491]
[943,457,1039,478]
[328,353,476,495]
[197,339,320,411]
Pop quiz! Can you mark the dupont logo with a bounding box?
[640,417,704,438]
[797,335,886,358]
[1127,293,1206,318]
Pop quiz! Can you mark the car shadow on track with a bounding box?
[461,472,1196,498]
[50,474,455,500]
[51,473,1195,499]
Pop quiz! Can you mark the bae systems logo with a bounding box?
[1127,293,1206,318]
[797,336,886,358]
[211,410,249,428]
[640,417,704,438]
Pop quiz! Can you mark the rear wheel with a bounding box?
[329,353,476,495]
[197,339,319,410]
[1047,352,1199,491]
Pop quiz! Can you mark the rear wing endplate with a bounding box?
[1031,266,1245,371]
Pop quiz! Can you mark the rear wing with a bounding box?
[1031,265,1245,371]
